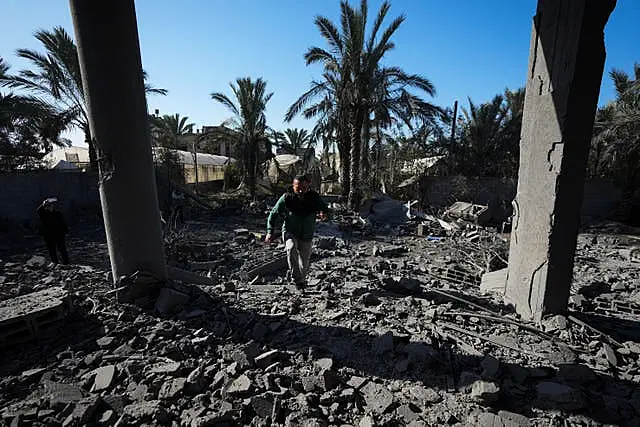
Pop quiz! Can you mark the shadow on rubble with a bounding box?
[0,298,105,383]
[182,285,640,424]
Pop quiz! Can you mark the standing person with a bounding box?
[37,198,70,264]
[265,174,329,289]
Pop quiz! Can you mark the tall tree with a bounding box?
[592,64,640,199]
[0,57,71,171]
[289,0,439,208]
[210,77,273,196]
[150,113,194,149]
[0,27,166,170]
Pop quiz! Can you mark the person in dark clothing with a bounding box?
[266,174,330,289]
[37,198,70,264]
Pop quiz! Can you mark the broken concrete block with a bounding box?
[314,358,334,371]
[90,365,116,392]
[470,380,500,405]
[123,400,170,424]
[346,376,367,390]
[247,394,275,418]
[226,374,252,396]
[158,378,186,400]
[480,268,507,294]
[360,381,394,414]
[254,350,281,369]
[43,380,86,410]
[407,385,442,405]
[62,395,101,427]
[395,404,419,424]
[498,410,532,427]
[26,256,47,268]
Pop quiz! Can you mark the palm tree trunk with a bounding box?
[85,124,97,171]
[348,107,365,209]
[339,137,350,200]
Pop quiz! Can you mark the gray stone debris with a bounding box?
[225,374,252,396]
[470,380,500,405]
[360,381,394,414]
[89,365,116,392]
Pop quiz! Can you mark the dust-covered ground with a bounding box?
[1,205,639,426]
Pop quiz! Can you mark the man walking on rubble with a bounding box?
[37,197,70,264]
[265,174,330,289]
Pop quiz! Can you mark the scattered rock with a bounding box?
[226,374,252,396]
[90,365,116,392]
[360,381,394,414]
[471,380,500,405]
[254,349,282,369]
[158,378,186,399]
[62,396,101,427]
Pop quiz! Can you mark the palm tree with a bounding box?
[280,128,316,160]
[150,113,194,149]
[289,0,438,208]
[210,77,273,196]
[592,64,640,195]
[1,57,72,171]
[286,70,351,198]
[0,27,166,170]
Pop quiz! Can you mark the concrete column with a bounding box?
[70,0,167,283]
[505,0,615,321]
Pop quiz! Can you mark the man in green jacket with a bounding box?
[266,174,329,288]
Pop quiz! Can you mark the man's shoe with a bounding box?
[294,281,307,291]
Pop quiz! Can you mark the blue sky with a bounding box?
[1,1,638,146]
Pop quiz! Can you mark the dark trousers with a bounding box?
[44,236,70,264]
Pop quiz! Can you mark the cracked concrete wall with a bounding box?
[505,0,616,321]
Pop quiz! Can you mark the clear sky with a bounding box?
[1,1,638,146]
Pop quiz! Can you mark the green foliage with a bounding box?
[0,57,71,171]
[287,0,442,207]
[439,88,524,178]
[210,77,273,196]
[150,113,194,150]
[590,64,640,191]
[0,27,166,169]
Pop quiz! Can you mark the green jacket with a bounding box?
[267,188,329,241]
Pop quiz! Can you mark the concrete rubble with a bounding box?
[0,208,640,426]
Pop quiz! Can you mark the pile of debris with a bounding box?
[1,215,639,426]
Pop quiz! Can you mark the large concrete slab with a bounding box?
[0,286,70,346]
[505,0,616,321]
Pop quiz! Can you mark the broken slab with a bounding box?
[480,268,507,295]
[0,286,70,347]
[444,201,490,224]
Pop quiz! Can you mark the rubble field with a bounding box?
[1,209,640,427]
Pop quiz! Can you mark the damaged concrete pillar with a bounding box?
[70,0,167,283]
[505,0,615,321]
